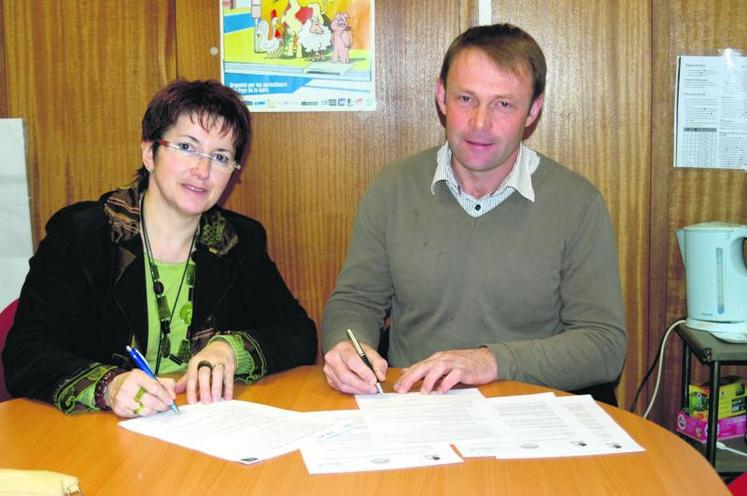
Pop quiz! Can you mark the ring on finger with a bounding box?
[133,386,146,403]
[213,363,225,371]
[197,360,213,372]
[133,401,144,415]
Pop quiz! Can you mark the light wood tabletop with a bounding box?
[0,365,728,495]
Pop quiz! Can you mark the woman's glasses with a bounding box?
[158,139,240,171]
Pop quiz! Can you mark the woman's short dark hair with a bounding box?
[439,23,546,102]
[136,79,251,185]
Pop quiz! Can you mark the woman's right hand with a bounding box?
[105,369,176,418]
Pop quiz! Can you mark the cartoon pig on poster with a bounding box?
[330,12,352,63]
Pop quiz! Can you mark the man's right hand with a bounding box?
[323,340,388,394]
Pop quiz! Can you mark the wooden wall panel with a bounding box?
[490,0,651,410]
[5,0,747,437]
[650,0,747,428]
[0,0,7,116]
[173,1,464,333]
[2,0,176,243]
[174,0,221,79]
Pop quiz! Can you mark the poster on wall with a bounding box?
[221,0,376,112]
[673,51,747,170]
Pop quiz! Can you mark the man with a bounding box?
[322,24,627,400]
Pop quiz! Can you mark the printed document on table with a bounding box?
[299,410,462,474]
[454,393,644,459]
[453,393,554,457]
[119,400,334,464]
[355,388,500,444]
[552,395,643,455]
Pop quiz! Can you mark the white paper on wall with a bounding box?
[0,119,32,309]
[674,52,747,169]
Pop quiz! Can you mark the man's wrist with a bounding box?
[478,345,499,379]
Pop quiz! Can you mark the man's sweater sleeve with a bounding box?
[322,178,394,352]
[486,192,627,390]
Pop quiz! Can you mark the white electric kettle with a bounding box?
[677,222,747,342]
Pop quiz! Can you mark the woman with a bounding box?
[3,80,317,417]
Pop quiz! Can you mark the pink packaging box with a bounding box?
[676,409,746,443]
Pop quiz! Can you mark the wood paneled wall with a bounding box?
[489,0,651,416]
[223,0,460,343]
[1,0,745,429]
[1,0,461,355]
[2,0,176,234]
[649,0,747,427]
[0,0,6,116]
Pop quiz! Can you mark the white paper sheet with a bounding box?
[119,400,334,464]
[674,53,747,169]
[0,119,32,308]
[452,393,555,457]
[454,394,644,459]
[355,388,500,444]
[119,392,643,472]
[552,395,644,454]
[299,410,462,474]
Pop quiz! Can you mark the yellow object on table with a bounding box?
[0,469,81,495]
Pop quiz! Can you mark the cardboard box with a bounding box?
[676,409,746,443]
[688,375,746,420]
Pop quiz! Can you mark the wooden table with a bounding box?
[0,366,728,495]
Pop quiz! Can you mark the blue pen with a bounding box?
[125,345,180,414]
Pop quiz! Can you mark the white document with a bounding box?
[674,53,747,169]
[119,392,643,471]
[0,119,32,308]
[455,394,644,459]
[552,395,643,455]
[299,410,462,474]
[355,388,500,444]
[452,393,555,457]
[119,400,334,464]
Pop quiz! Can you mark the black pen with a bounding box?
[346,328,384,394]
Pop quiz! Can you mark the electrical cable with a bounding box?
[642,319,685,418]
[629,319,685,416]
[628,341,664,412]
[629,318,683,412]
[717,441,747,458]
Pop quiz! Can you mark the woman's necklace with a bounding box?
[140,197,198,374]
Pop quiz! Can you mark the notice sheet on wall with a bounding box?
[0,119,32,308]
[674,53,747,169]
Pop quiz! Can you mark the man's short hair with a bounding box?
[439,23,546,102]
